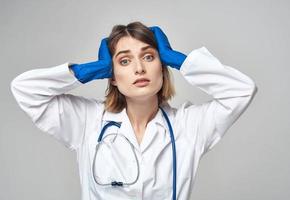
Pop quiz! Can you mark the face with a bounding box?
[111,36,163,102]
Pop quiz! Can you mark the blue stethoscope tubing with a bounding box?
[95,106,177,200]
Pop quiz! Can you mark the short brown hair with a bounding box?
[104,21,175,113]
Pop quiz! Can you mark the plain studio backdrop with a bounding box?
[1,0,289,199]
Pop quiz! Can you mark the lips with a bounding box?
[133,78,150,84]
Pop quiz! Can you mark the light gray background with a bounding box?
[1,0,288,199]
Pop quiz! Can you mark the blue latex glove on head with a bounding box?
[69,37,113,84]
[149,26,187,70]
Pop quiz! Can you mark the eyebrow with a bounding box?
[114,45,154,59]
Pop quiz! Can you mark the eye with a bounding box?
[144,54,154,61]
[119,59,130,66]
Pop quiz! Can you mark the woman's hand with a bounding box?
[149,26,187,70]
[69,37,113,84]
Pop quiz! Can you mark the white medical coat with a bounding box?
[11,46,258,200]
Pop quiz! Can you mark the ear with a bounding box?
[111,78,117,86]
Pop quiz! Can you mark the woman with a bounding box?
[11,21,258,200]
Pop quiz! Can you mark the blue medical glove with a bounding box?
[149,26,187,70]
[69,37,113,83]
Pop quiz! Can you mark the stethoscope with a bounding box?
[92,106,177,200]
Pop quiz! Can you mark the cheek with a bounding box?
[157,73,164,89]
[112,65,127,81]
[155,65,163,79]
[112,69,133,93]
[153,68,164,89]
[114,71,129,84]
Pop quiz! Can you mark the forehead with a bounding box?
[115,36,154,52]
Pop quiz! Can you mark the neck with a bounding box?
[125,96,159,131]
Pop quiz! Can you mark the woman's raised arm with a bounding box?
[179,47,258,156]
[150,26,258,156]
[10,37,113,151]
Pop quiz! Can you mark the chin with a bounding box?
[125,92,158,102]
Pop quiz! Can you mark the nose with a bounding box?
[134,59,146,75]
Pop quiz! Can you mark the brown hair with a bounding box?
[104,21,175,113]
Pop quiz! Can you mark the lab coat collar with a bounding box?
[102,103,170,129]
[101,102,175,153]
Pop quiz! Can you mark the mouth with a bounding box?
[133,78,150,87]
[133,78,150,84]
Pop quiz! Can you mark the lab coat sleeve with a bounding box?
[179,47,258,156]
[10,62,103,151]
